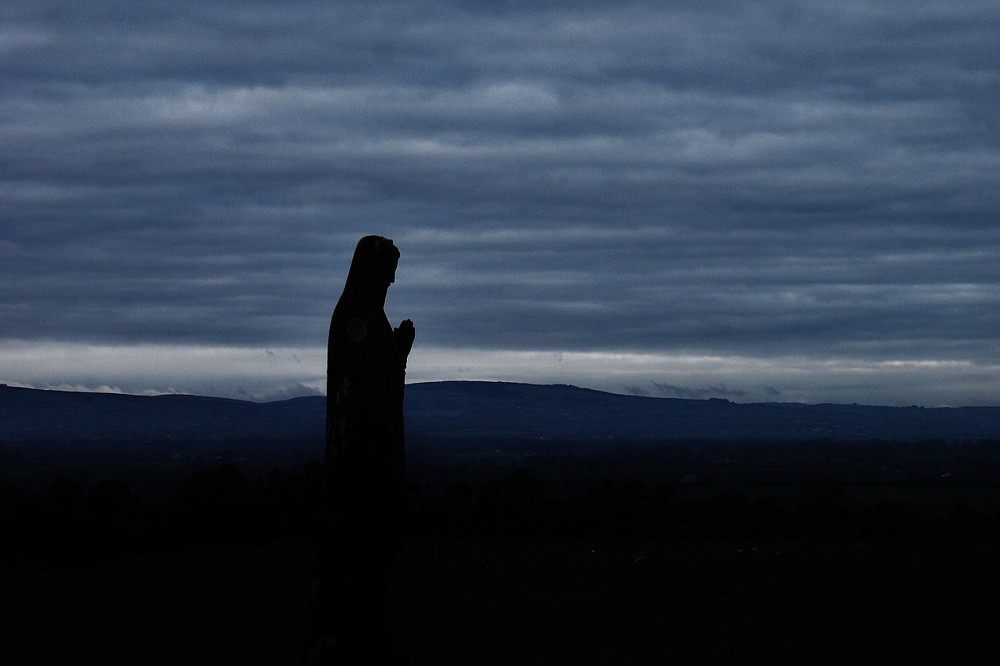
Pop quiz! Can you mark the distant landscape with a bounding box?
[5,381,1000,664]
[4,380,1000,491]
[4,380,1000,546]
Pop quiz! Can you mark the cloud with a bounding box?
[652,383,749,400]
[1,1,998,406]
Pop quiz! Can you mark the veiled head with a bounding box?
[342,235,400,308]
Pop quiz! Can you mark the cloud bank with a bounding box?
[2,1,998,405]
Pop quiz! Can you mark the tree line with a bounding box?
[3,460,998,568]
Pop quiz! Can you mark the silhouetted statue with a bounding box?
[304,236,414,666]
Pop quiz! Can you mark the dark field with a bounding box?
[6,385,1000,662]
[7,535,997,665]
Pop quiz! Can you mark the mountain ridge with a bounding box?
[2,380,998,444]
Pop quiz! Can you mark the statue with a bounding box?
[304,235,414,665]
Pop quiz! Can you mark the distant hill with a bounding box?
[0,384,323,443]
[2,381,998,445]
[406,381,1000,442]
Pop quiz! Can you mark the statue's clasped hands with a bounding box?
[394,319,415,360]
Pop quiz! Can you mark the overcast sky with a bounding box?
[3,1,998,406]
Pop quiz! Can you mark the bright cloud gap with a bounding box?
[2,342,996,408]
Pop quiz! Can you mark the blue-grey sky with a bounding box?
[2,1,998,405]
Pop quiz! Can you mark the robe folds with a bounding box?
[305,235,412,665]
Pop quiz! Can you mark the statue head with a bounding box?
[342,235,400,308]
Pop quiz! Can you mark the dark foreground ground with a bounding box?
[6,537,997,665]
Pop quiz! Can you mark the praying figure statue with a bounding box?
[305,235,414,665]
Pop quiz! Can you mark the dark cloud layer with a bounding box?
[2,1,998,404]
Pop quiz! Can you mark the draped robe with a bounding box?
[305,235,412,665]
